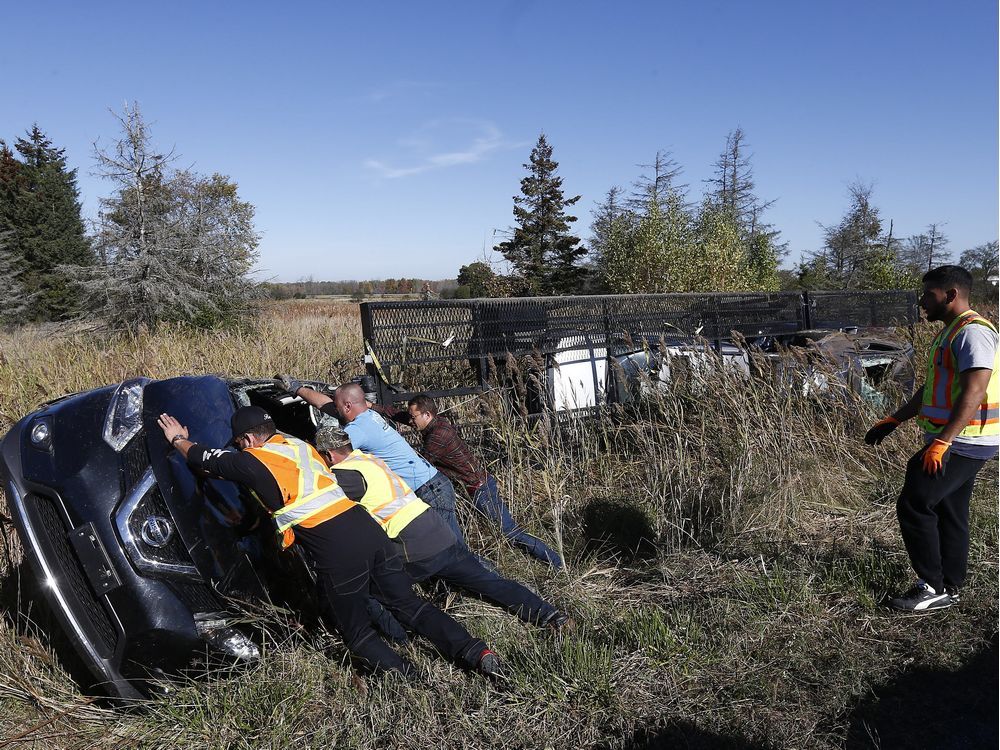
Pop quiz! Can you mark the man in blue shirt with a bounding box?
[280,378,467,547]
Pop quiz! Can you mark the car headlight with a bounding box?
[103,377,151,451]
[29,420,53,450]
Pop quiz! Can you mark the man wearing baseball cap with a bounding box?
[156,405,503,680]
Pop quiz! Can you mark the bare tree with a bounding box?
[902,223,951,273]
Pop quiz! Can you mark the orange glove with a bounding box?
[864,416,900,445]
[922,439,951,476]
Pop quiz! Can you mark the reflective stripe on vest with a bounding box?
[917,310,1000,437]
[248,435,354,540]
[333,450,428,539]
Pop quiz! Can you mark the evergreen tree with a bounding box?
[63,104,260,332]
[1,126,93,320]
[808,182,885,288]
[706,128,783,289]
[859,220,916,290]
[494,134,586,295]
[0,232,30,324]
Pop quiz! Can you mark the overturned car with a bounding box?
[1,375,337,699]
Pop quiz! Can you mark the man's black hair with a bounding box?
[408,393,438,415]
[923,265,973,295]
[248,419,277,442]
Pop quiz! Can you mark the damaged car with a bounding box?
[1,375,339,699]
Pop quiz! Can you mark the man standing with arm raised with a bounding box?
[864,265,999,612]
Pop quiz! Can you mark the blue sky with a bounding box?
[2,1,997,282]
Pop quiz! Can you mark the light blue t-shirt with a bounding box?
[343,409,437,489]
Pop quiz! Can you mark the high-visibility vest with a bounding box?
[248,434,355,548]
[917,310,1000,437]
[332,450,429,539]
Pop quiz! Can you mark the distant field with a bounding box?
[0,301,996,749]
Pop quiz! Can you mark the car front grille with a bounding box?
[169,580,224,614]
[120,431,149,494]
[126,484,197,571]
[27,493,119,656]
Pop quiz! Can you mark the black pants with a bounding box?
[311,507,486,674]
[896,448,987,593]
[405,543,557,626]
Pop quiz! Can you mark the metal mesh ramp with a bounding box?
[359,290,918,406]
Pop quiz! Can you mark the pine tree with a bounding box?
[494,134,586,295]
[901,223,951,274]
[808,182,887,288]
[706,128,783,289]
[3,126,93,320]
[0,232,30,324]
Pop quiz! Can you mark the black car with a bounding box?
[0,375,334,699]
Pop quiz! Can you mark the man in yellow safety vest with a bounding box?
[864,265,998,612]
[313,426,573,633]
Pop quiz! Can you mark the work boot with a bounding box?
[888,580,954,612]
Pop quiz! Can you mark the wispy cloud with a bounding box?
[363,80,443,103]
[365,119,515,179]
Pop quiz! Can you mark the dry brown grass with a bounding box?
[0,300,996,749]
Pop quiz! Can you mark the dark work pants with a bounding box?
[405,542,558,626]
[415,471,468,548]
[472,475,564,568]
[896,448,987,593]
[311,507,485,674]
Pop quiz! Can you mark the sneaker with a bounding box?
[888,581,954,612]
[476,648,508,680]
[542,610,576,635]
[945,587,961,604]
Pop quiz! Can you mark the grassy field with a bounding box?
[0,301,996,749]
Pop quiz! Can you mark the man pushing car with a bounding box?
[157,405,504,679]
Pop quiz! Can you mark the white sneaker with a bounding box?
[888,580,954,612]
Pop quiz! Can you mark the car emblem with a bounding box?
[141,516,174,548]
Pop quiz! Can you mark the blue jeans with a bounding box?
[472,475,564,568]
[405,543,557,626]
[415,471,468,549]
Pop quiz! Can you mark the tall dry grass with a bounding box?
[0,301,996,749]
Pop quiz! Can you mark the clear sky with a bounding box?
[2,1,997,282]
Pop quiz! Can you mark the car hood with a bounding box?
[142,376,278,600]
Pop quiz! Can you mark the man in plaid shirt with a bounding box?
[378,394,564,568]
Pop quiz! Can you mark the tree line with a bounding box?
[463,131,997,300]
[263,278,459,301]
[3,114,996,332]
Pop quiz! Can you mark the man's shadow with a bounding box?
[841,632,999,749]
[579,498,658,564]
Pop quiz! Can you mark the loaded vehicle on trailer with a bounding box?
[357,289,920,414]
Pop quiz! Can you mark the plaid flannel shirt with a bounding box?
[375,404,488,494]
